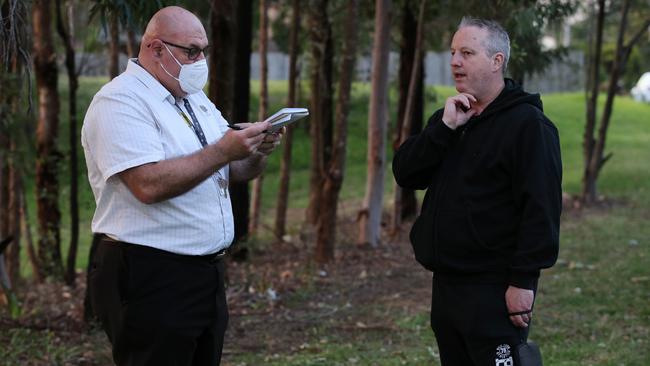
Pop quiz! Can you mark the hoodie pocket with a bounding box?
[435,209,487,259]
[409,213,436,271]
[466,205,516,252]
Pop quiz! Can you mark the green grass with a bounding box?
[8,78,650,365]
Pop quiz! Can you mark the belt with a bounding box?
[199,247,228,262]
[97,234,228,263]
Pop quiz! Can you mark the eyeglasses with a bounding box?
[162,40,210,61]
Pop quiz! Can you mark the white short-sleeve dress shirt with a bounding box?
[81,59,234,255]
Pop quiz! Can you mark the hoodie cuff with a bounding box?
[508,270,540,290]
[425,118,455,145]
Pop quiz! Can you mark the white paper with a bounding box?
[263,108,309,132]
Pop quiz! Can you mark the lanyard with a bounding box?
[174,98,209,147]
[173,98,229,198]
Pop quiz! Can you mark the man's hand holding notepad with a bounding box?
[227,107,309,133]
[263,108,309,133]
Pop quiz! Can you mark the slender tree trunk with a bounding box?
[33,0,63,280]
[358,0,392,247]
[229,0,253,246]
[249,0,269,234]
[0,160,9,281]
[1,0,30,289]
[108,12,119,79]
[6,157,20,285]
[20,187,41,283]
[306,0,334,226]
[56,0,80,286]
[209,0,235,121]
[581,0,605,204]
[126,28,138,58]
[392,0,425,233]
[582,0,649,203]
[274,0,301,240]
[315,0,359,264]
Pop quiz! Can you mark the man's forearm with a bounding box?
[230,153,267,183]
[119,143,230,204]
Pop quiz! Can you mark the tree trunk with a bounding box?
[20,187,41,282]
[314,0,359,264]
[581,0,605,204]
[6,156,21,285]
[1,0,30,291]
[249,0,269,234]
[392,0,425,233]
[108,12,120,79]
[274,0,301,240]
[358,0,392,247]
[274,0,300,240]
[209,0,236,121]
[126,28,138,58]
[56,0,80,286]
[305,0,334,226]
[582,0,649,204]
[33,0,63,280]
[229,0,254,246]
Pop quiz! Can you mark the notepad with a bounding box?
[264,108,310,133]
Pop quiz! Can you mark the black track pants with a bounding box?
[430,275,532,366]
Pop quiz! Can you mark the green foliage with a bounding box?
[88,0,166,32]
[570,0,650,90]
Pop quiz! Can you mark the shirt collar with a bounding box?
[126,58,175,104]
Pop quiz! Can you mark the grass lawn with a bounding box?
[3,78,649,365]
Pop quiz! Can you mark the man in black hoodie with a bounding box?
[393,17,562,365]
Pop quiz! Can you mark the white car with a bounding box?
[631,72,650,103]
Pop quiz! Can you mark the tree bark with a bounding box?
[126,28,138,58]
[209,0,235,121]
[249,0,269,234]
[108,11,120,79]
[56,0,80,286]
[6,154,21,285]
[274,0,301,240]
[315,0,359,264]
[229,0,254,246]
[582,0,649,203]
[305,0,334,226]
[358,0,392,247]
[581,0,605,204]
[392,0,425,233]
[33,0,63,280]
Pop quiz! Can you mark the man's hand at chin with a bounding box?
[441,93,477,129]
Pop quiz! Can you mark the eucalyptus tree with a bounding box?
[358,0,392,247]
[89,0,165,78]
[1,0,31,315]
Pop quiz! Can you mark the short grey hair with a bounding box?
[458,17,510,74]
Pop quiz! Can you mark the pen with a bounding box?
[228,124,276,134]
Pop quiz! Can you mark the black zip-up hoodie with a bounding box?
[392,79,562,289]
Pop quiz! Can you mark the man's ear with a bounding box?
[492,52,505,72]
[148,39,163,59]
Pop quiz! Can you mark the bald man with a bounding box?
[81,6,281,365]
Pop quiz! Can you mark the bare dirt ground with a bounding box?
[0,216,433,365]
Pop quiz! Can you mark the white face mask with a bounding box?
[160,43,208,95]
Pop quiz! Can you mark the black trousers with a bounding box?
[431,274,532,366]
[88,238,229,366]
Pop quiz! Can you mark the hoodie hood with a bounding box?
[476,78,543,121]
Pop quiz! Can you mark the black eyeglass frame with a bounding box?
[162,40,210,61]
